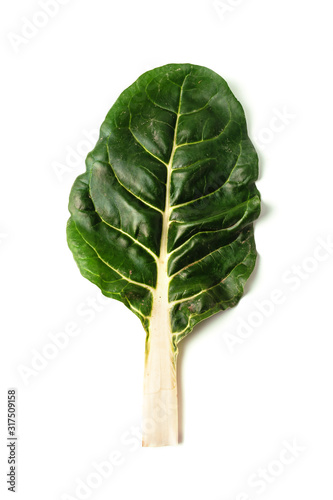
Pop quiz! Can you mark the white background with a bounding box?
[1,0,333,499]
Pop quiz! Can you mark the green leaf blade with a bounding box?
[67,63,260,341]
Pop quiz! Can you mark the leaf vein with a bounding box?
[73,222,154,291]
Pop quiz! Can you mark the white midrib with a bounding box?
[149,84,183,365]
[142,81,185,446]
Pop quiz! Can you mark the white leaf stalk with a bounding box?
[142,87,184,447]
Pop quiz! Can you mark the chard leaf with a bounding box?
[67,63,260,446]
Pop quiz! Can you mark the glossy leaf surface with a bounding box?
[67,63,260,344]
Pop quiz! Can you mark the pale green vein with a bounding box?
[175,117,232,149]
[170,196,255,225]
[139,164,166,186]
[168,200,253,256]
[104,145,163,214]
[130,304,150,321]
[150,118,175,130]
[169,245,252,309]
[180,90,220,116]
[166,76,182,88]
[169,228,251,280]
[82,267,124,285]
[171,141,243,210]
[170,157,216,172]
[98,215,158,261]
[128,126,168,167]
[144,82,178,114]
[74,222,154,291]
[172,291,239,342]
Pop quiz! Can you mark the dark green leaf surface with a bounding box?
[67,63,260,345]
